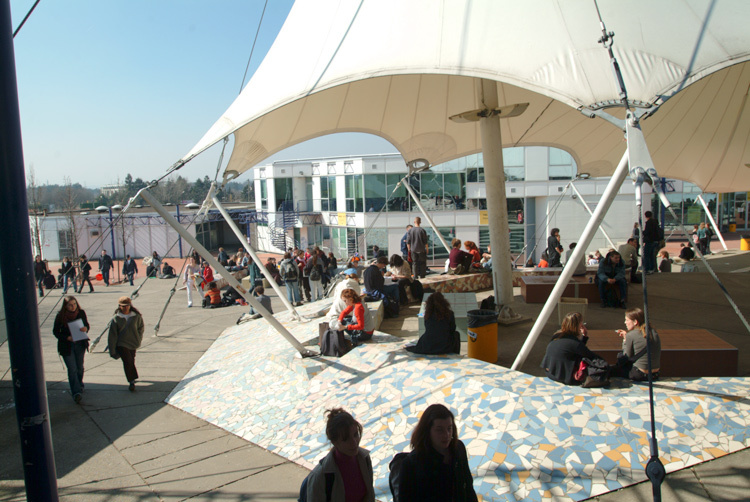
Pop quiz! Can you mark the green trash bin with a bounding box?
[467,309,498,363]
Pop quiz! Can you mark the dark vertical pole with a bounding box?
[0,1,59,500]
[176,205,183,258]
[109,207,116,260]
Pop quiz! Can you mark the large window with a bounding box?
[549,149,576,180]
[425,227,454,261]
[274,178,293,211]
[320,176,337,211]
[503,147,525,181]
[345,175,364,212]
[387,174,410,212]
[364,174,387,212]
[366,228,388,259]
[259,180,267,210]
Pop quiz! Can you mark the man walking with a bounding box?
[122,254,138,286]
[99,249,113,286]
[405,217,429,278]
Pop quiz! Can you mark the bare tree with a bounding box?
[27,165,43,257]
[62,176,81,258]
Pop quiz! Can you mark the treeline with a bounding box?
[27,172,253,212]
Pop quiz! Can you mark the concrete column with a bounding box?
[478,79,514,307]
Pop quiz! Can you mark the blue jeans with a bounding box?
[101,268,110,285]
[643,242,658,272]
[62,341,86,397]
[62,275,70,293]
[383,283,400,304]
[36,276,44,296]
[286,281,301,304]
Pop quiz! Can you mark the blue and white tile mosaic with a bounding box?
[167,301,750,501]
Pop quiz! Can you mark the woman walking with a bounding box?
[183,256,201,308]
[76,255,94,293]
[305,408,375,501]
[53,296,90,403]
[398,403,477,502]
[108,296,144,392]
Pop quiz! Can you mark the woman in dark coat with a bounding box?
[399,404,477,502]
[541,312,602,385]
[407,292,459,355]
[52,296,90,403]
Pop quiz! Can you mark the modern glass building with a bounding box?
[251,146,724,263]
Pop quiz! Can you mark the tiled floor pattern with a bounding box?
[167,301,750,501]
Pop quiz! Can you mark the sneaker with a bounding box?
[251,313,262,319]
[187,303,193,308]
[74,393,82,404]
[128,382,135,392]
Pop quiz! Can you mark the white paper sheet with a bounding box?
[68,319,89,342]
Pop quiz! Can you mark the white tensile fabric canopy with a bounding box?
[182,0,750,193]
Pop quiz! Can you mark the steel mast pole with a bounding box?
[569,182,617,249]
[0,1,59,498]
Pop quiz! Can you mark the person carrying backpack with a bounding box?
[306,254,325,301]
[280,252,303,306]
[300,408,374,502]
[390,404,477,502]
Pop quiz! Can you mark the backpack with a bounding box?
[309,265,321,282]
[299,471,334,502]
[281,261,298,282]
[320,328,351,357]
[480,295,496,311]
[389,452,409,502]
[411,280,424,302]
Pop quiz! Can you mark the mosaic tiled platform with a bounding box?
[420,271,493,293]
[167,302,750,501]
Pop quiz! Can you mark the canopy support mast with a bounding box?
[569,181,617,249]
[140,189,316,357]
[697,194,727,251]
[209,190,302,320]
[511,150,630,370]
[401,175,451,253]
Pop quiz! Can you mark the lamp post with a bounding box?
[111,204,123,283]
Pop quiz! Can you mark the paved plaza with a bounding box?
[2,242,750,501]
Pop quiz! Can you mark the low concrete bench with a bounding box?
[521,276,599,303]
[586,329,738,377]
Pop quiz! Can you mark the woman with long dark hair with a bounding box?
[540,312,602,385]
[387,254,418,304]
[406,292,459,355]
[305,408,375,501]
[399,404,477,502]
[53,296,90,403]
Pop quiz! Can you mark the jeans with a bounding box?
[36,276,44,296]
[126,272,135,286]
[101,268,110,285]
[598,278,627,304]
[286,281,301,304]
[643,242,658,272]
[62,341,86,397]
[383,283,400,304]
[62,274,71,293]
[310,279,324,301]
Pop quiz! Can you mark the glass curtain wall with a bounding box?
[549,149,576,180]
[274,178,293,211]
[366,228,388,259]
[345,175,364,212]
[259,180,267,210]
[320,176,337,212]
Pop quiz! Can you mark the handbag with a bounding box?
[574,360,588,382]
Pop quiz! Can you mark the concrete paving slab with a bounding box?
[595,468,709,502]
[691,447,750,501]
[198,461,308,502]
[119,425,223,466]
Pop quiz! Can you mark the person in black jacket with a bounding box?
[98,249,114,286]
[52,296,90,403]
[406,292,459,355]
[76,255,94,293]
[642,211,661,274]
[399,404,477,502]
[546,228,563,267]
[541,312,603,385]
[34,255,49,297]
[122,254,138,286]
[59,256,75,294]
[363,256,399,304]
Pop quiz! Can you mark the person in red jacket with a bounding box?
[201,261,214,290]
[338,288,374,345]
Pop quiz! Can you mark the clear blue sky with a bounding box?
[11,0,394,188]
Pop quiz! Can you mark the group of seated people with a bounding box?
[541,309,662,387]
[447,239,491,274]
